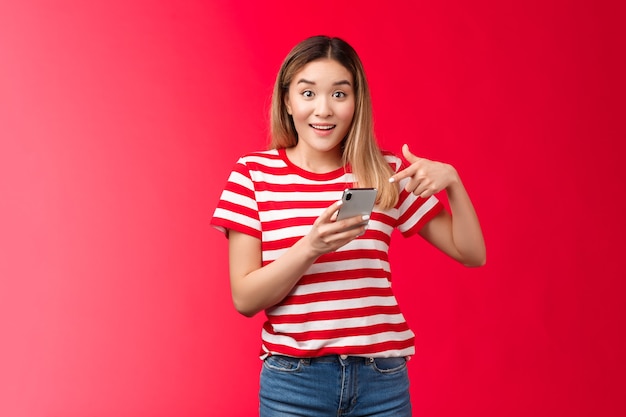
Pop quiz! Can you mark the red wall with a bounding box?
[1,1,625,416]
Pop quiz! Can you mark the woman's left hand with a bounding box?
[389,144,459,199]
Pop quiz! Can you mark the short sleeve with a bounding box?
[388,154,444,237]
[210,157,262,239]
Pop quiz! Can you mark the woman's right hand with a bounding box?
[228,200,370,317]
[303,200,369,257]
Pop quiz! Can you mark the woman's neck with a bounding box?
[285,146,343,174]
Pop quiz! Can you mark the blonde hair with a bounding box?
[269,36,398,210]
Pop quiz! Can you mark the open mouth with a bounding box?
[310,124,335,131]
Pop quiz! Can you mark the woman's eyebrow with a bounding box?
[296,78,352,86]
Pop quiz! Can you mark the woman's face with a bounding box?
[285,58,355,156]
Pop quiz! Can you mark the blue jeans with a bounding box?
[259,355,412,417]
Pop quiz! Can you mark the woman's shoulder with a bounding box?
[236,148,279,160]
[233,149,282,165]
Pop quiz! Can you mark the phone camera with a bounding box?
[346,192,352,201]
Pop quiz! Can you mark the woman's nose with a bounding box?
[314,97,333,117]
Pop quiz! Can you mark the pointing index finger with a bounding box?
[388,167,413,184]
[389,144,421,183]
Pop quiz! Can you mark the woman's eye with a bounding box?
[333,91,346,98]
[302,90,314,98]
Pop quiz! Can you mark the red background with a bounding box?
[1,1,625,416]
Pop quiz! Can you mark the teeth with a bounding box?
[312,125,334,130]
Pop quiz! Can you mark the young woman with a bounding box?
[211,35,485,417]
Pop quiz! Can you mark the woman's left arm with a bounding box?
[390,144,486,267]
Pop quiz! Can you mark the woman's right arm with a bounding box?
[228,200,368,317]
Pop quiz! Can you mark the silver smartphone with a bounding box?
[336,188,377,221]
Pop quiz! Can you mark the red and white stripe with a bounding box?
[211,148,443,359]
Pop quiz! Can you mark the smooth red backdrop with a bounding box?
[1,1,625,416]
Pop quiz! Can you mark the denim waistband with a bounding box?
[297,355,408,365]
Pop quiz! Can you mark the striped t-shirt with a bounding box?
[211,148,443,359]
